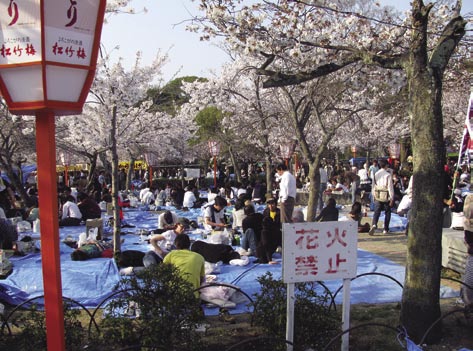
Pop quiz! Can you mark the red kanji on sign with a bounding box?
[325,253,347,274]
[295,234,319,250]
[326,227,347,248]
[283,221,357,283]
[25,44,36,56]
[76,47,86,59]
[294,255,318,276]
[0,45,11,57]
[65,46,75,58]
[12,45,22,56]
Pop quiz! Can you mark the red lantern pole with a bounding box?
[36,111,65,350]
[149,165,153,187]
[64,165,69,186]
[213,156,217,188]
[0,1,107,349]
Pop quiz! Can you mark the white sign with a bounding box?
[185,168,200,179]
[282,221,357,283]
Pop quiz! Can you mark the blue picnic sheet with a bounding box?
[0,206,456,316]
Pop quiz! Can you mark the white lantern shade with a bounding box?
[0,0,106,115]
[208,140,220,157]
[389,143,401,159]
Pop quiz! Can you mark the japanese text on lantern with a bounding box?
[282,221,357,283]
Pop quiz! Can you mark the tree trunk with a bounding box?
[228,145,240,184]
[110,106,121,255]
[400,1,466,342]
[305,162,320,222]
[265,156,273,200]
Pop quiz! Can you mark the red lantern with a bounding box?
[0,2,106,350]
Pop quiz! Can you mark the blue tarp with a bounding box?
[1,164,36,184]
[0,206,457,315]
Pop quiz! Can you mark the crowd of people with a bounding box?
[2,156,473,310]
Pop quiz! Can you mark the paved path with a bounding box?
[357,229,407,266]
[345,211,409,266]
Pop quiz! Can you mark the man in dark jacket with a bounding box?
[259,198,282,263]
[241,204,263,256]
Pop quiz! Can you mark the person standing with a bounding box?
[369,159,394,235]
[276,163,297,223]
[368,159,379,181]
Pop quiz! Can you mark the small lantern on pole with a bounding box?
[59,151,72,187]
[280,140,297,167]
[0,1,106,350]
[144,151,157,187]
[208,140,220,188]
[280,144,292,167]
[388,143,401,159]
[351,146,357,160]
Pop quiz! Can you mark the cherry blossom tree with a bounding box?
[0,104,36,206]
[184,54,406,220]
[192,0,471,341]
[182,58,284,193]
[57,50,170,253]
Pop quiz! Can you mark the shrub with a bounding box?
[251,272,341,351]
[0,302,89,351]
[96,263,205,350]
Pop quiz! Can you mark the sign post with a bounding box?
[0,1,106,350]
[282,221,357,351]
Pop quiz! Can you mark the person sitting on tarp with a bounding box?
[203,196,228,231]
[77,192,102,221]
[157,210,179,233]
[346,201,370,233]
[59,195,82,227]
[315,197,339,222]
[144,222,186,265]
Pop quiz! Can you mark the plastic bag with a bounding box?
[16,220,31,233]
[205,261,222,275]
